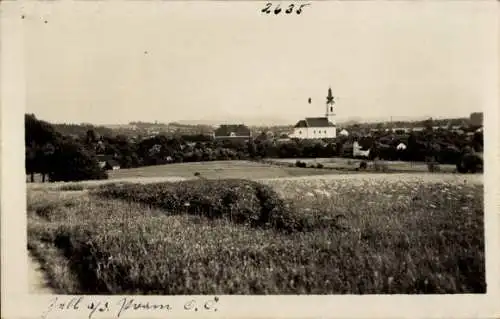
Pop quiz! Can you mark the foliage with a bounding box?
[295,160,307,168]
[427,162,441,173]
[25,114,108,182]
[359,161,368,170]
[457,153,483,173]
[93,179,303,232]
[48,138,108,182]
[57,184,86,191]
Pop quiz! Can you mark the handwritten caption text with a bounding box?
[41,296,220,319]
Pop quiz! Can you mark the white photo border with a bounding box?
[1,1,499,318]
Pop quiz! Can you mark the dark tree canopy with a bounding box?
[25,114,108,182]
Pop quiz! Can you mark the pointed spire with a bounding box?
[326,87,334,104]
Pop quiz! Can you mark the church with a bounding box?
[290,87,337,139]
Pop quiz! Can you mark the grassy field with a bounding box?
[107,160,348,180]
[26,158,463,188]
[267,157,457,173]
[27,168,484,294]
[26,160,345,184]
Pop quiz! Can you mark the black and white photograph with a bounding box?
[1,0,499,317]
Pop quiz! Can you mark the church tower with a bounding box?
[325,87,336,126]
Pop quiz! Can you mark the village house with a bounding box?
[339,128,349,137]
[290,87,337,139]
[353,141,370,158]
[396,142,407,150]
[96,154,120,170]
[105,159,121,170]
[213,124,252,141]
[96,154,111,169]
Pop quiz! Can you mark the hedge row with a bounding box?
[93,179,342,233]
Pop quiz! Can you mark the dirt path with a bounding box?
[28,252,56,294]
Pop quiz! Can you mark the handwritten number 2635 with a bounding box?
[261,3,310,15]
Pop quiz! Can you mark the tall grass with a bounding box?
[27,176,485,294]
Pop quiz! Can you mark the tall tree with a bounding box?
[49,138,108,182]
[86,129,98,145]
[423,117,434,131]
[25,114,61,182]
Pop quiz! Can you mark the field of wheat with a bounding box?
[27,172,484,294]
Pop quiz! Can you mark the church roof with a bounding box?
[294,120,307,128]
[294,117,335,128]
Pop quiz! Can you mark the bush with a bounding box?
[427,162,441,173]
[457,153,483,173]
[316,163,324,169]
[58,184,85,191]
[94,179,304,232]
[359,161,368,170]
[295,161,307,168]
[49,139,108,182]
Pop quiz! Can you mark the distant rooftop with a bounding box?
[214,124,252,137]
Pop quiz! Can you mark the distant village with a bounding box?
[63,87,483,146]
[27,87,483,182]
[92,114,482,143]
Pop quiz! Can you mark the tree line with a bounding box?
[26,114,483,182]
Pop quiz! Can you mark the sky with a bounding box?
[23,1,496,126]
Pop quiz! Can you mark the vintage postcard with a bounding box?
[1,0,499,318]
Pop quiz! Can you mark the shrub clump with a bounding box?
[457,153,483,173]
[427,162,441,172]
[359,161,368,170]
[94,179,307,232]
[295,160,307,168]
[58,183,85,191]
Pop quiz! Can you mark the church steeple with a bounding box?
[326,87,334,104]
[325,86,336,131]
[326,87,335,116]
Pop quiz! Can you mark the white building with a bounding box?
[290,87,337,139]
[396,142,407,150]
[339,129,349,137]
[353,141,370,158]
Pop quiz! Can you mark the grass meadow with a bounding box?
[108,160,346,180]
[27,161,485,295]
[26,160,342,184]
[266,157,458,173]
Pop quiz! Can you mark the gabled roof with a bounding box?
[214,124,251,137]
[294,120,307,128]
[294,117,335,128]
[305,117,335,127]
